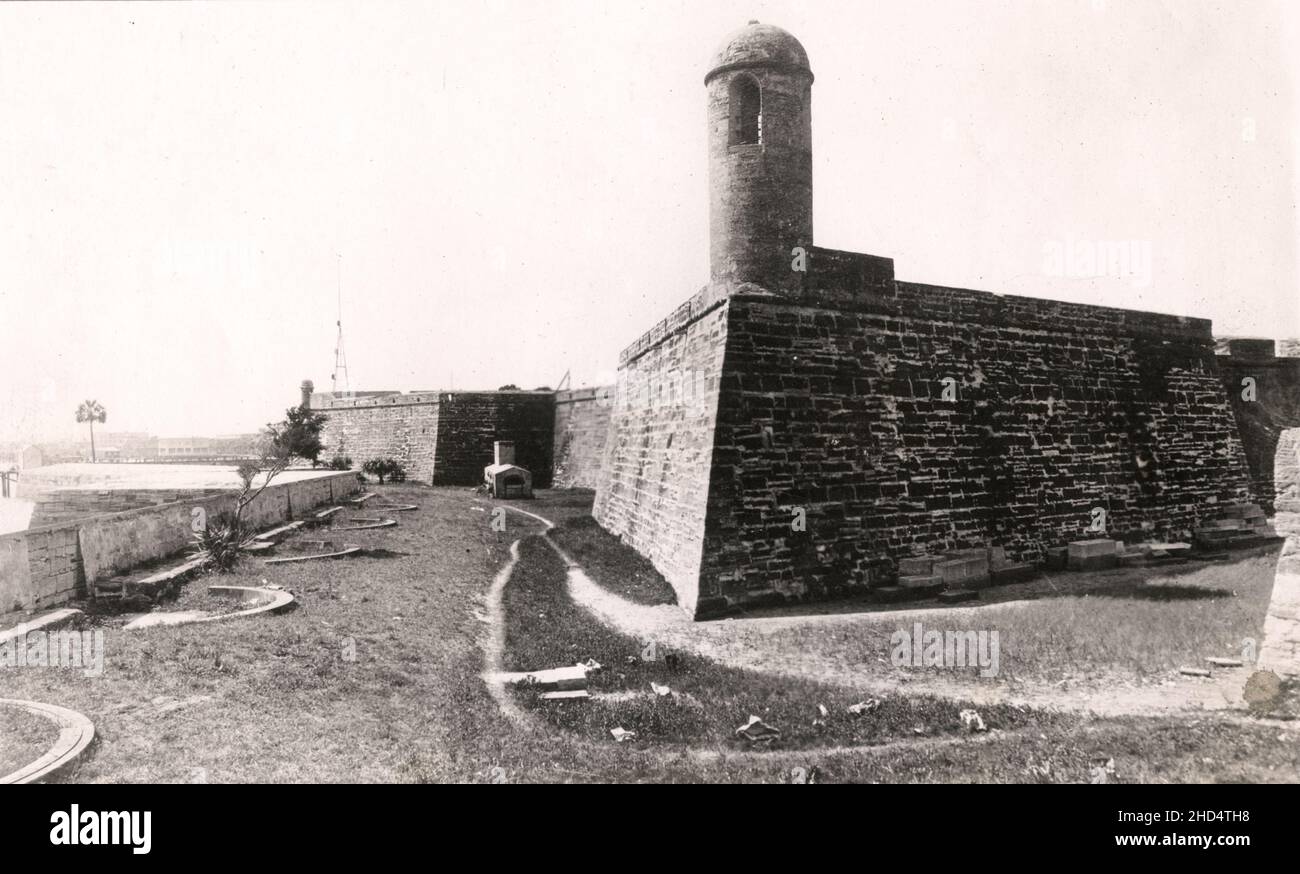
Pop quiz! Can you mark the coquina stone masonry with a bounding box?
[553,387,614,489]
[593,288,731,617]
[596,256,1254,617]
[314,390,556,487]
[1216,339,1300,516]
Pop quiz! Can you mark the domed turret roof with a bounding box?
[706,21,812,84]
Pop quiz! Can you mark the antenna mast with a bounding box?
[332,254,352,396]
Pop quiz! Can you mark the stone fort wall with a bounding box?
[315,391,558,487]
[552,387,614,489]
[592,292,730,617]
[1216,339,1300,516]
[314,392,440,482]
[595,261,1255,616]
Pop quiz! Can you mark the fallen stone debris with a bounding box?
[735,715,781,743]
[958,708,987,732]
[1206,657,1245,668]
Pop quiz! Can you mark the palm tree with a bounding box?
[75,400,107,462]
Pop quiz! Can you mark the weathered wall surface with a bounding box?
[317,394,440,483]
[0,534,33,611]
[0,527,80,614]
[316,391,555,486]
[598,261,1256,617]
[1217,339,1300,515]
[552,387,614,489]
[433,393,555,487]
[1278,429,1300,511]
[28,487,229,527]
[697,282,1253,612]
[0,471,358,616]
[593,290,730,616]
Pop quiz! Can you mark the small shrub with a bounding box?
[191,512,248,573]
[362,458,407,484]
[328,455,353,471]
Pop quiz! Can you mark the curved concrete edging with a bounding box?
[0,699,96,784]
[0,608,83,647]
[264,546,362,564]
[123,586,295,631]
[332,519,397,531]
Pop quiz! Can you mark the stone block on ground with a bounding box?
[933,555,990,588]
[871,586,929,604]
[898,556,937,576]
[898,573,943,589]
[989,562,1037,584]
[503,665,588,691]
[1222,503,1265,520]
[937,589,979,604]
[1067,539,1119,570]
[1194,528,1260,550]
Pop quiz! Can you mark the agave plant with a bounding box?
[191,511,249,572]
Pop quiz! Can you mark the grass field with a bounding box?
[505,535,1070,749]
[0,485,1296,783]
[0,702,56,777]
[706,550,1280,690]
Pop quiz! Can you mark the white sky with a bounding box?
[1,0,1296,443]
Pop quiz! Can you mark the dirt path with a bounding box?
[477,538,531,726]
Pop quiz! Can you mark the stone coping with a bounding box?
[123,585,295,631]
[0,699,96,784]
[617,269,1219,368]
[0,608,83,646]
[313,389,555,410]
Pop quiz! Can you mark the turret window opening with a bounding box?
[729,75,763,146]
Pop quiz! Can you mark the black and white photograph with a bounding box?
[1,0,1297,840]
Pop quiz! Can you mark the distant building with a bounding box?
[157,437,214,458]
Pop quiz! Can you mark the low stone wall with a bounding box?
[27,488,230,527]
[0,471,358,616]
